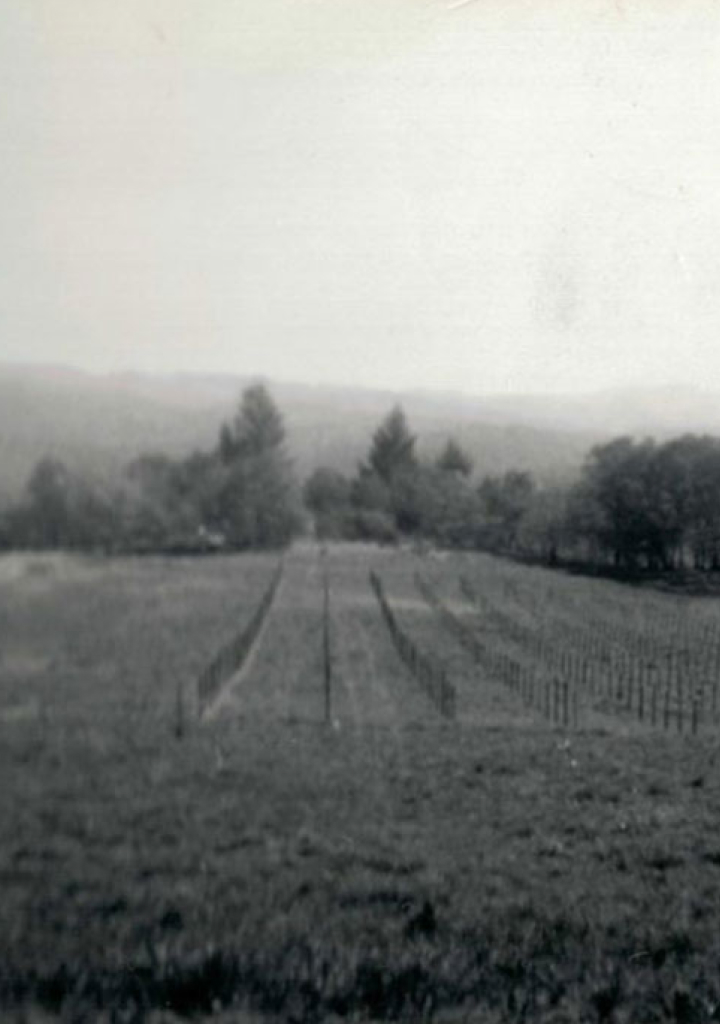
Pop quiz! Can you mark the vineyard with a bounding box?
[2,543,720,1022]
[410,551,720,735]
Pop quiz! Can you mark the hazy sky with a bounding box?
[2,0,719,395]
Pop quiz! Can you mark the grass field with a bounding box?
[2,543,720,1022]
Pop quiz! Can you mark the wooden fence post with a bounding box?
[175,680,185,739]
[663,684,670,731]
[572,685,579,730]
[323,566,332,725]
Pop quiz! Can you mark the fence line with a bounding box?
[416,570,576,729]
[461,566,716,735]
[415,572,489,663]
[369,570,456,718]
[197,557,284,716]
[446,569,709,734]
[322,557,333,724]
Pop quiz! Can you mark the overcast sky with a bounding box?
[2,0,719,395]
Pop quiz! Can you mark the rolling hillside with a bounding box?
[0,362,644,503]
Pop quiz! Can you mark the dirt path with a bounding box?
[203,547,326,722]
[200,571,285,723]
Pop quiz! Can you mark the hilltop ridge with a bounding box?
[3,362,711,502]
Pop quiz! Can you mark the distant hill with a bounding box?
[5,362,696,505]
[467,384,720,438]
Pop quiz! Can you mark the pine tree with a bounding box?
[214,384,299,548]
[367,405,417,484]
[436,438,473,477]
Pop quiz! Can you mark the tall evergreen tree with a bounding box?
[214,384,299,548]
[436,438,473,477]
[219,383,286,463]
[366,405,417,485]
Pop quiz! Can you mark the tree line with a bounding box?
[0,384,300,553]
[305,409,720,574]
[3,384,720,575]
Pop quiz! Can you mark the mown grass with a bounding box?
[0,551,277,730]
[2,546,720,1022]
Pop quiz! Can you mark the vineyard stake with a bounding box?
[663,685,670,731]
[323,566,332,725]
[553,677,560,725]
[572,685,579,729]
[174,680,185,740]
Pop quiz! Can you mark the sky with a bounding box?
[1,0,719,396]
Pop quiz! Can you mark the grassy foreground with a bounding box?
[1,546,720,1022]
